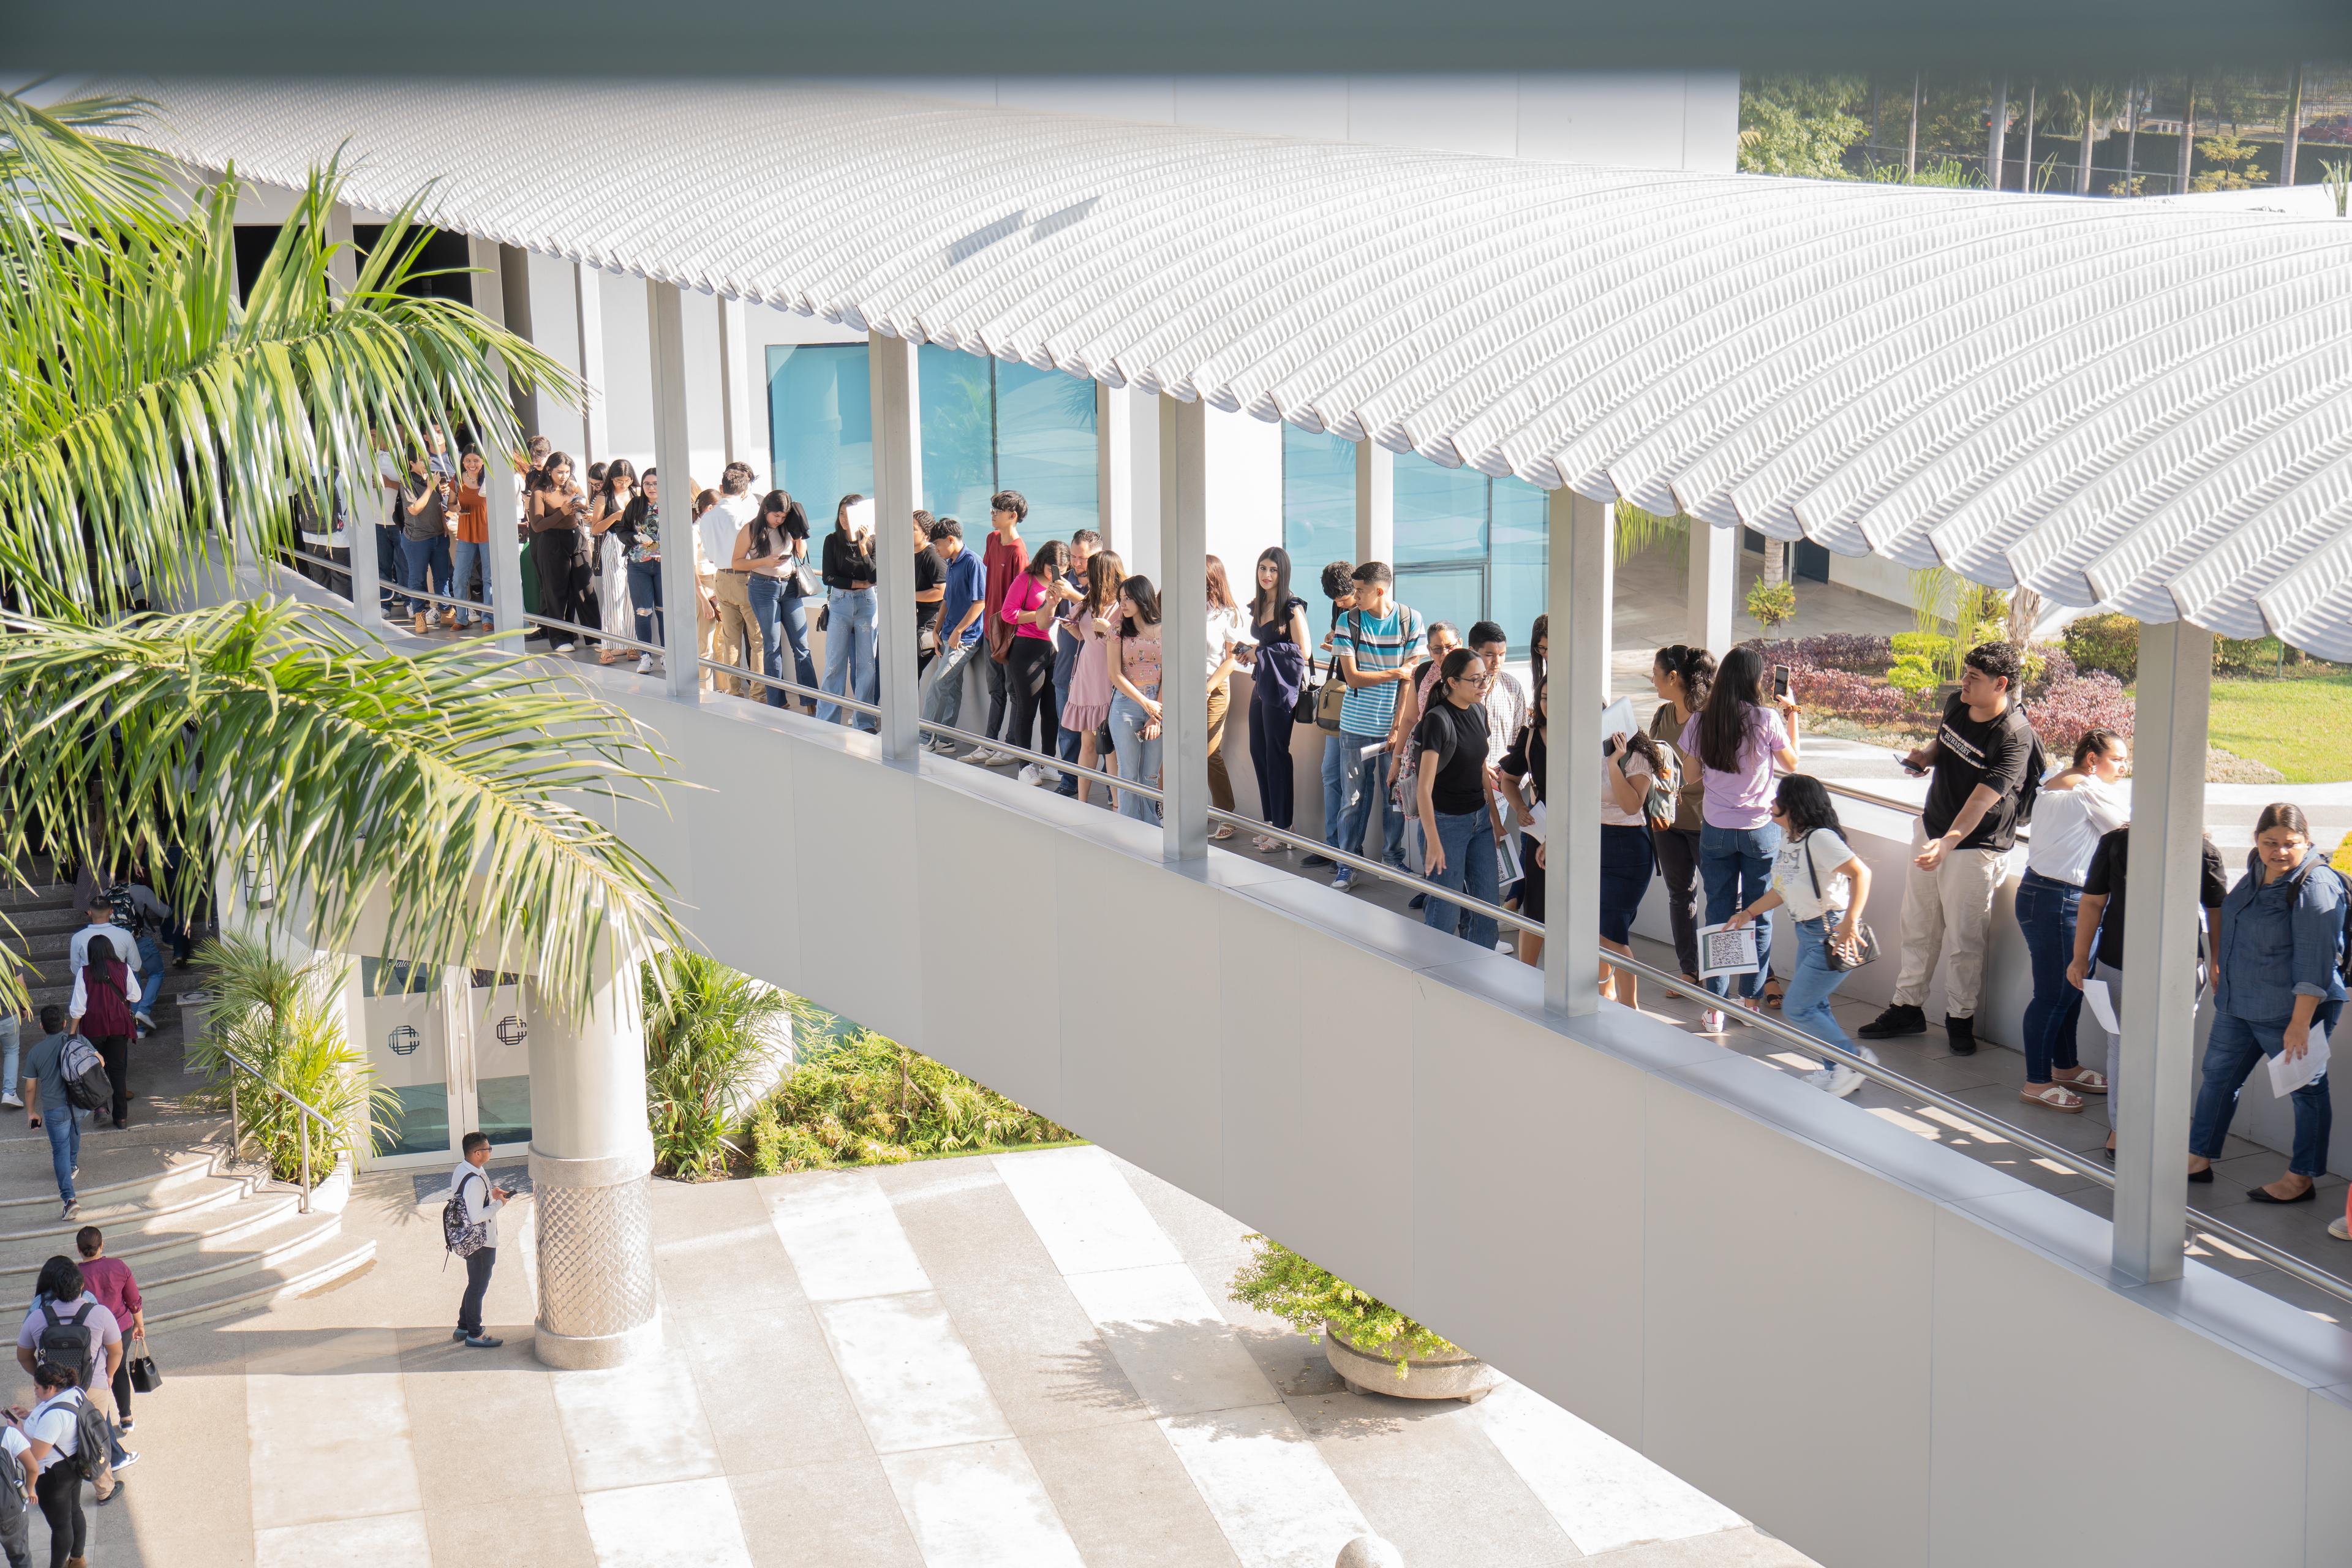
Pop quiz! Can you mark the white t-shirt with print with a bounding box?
[1772,829,1856,922]
[24,1393,80,1469]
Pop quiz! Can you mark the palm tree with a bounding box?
[641,950,798,1180]
[0,90,684,1014]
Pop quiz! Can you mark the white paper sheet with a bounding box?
[2268,1022,2331,1098]
[1600,697,1637,741]
[1695,921,1763,982]
[2083,978,2120,1038]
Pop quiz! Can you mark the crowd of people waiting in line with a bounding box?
[0,1237,148,1568]
[325,439,2352,1241]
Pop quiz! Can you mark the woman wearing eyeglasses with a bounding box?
[1414,647,1502,951]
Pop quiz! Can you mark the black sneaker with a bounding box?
[1857,1004,1927,1041]
[1300,853,1335,869]
[1944,1013,1978,1057]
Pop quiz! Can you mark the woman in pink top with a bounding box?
[997,540,1067,778]
[1678,646,1801,1008]
[1106,575,1165,824]
[1057,551,1125,805]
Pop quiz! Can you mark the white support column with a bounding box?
[1544,489,1613,1017]
[1160,396,1210,863]
[467,237,528,639]
[1355,440,1395,568]
[528,939,659,1369]
[2112,618,2212,1285]
[720,298,761,472]
[869,331,924,761]
[648,281,703,702]
[1096,383,1133,562]
[327,203,382,630]
[575,263,609,467]
[1686,514,1736,657]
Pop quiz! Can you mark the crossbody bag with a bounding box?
[1803,832,1880,971]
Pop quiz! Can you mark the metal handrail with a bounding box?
[919,717,1158,802]
[216,1042,337,1215]
[706,658,883,719]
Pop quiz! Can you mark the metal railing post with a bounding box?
[298,1116,311,1214]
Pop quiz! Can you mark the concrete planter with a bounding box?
[307,1156,353,1215]
[1322,1320,1499,1404]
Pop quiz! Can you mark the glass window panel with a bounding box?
[995,361,1098,533]
[472,981,532,1147]
[361,960,449,1158]
[1282,426,1356,572]
[1393,565,1485,646]
[918,345,997,526]
[1394,456,1488,565]
[766,345,872,515]
[1488,477,1549,650]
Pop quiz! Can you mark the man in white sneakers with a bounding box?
[448,1133,512,1349]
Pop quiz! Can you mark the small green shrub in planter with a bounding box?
[1888,631,1945,663]
[191,937,398,1183]
[1744,577,1797,637]
[1886,654,1941,697]
[752,1029,1072,1171]
[1228,1235,1462,1376]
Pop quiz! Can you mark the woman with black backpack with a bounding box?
[64,940,132,1132]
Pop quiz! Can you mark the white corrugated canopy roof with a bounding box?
[92,77,2352,658]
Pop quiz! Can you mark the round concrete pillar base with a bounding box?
[533,1311,665,1370]
[529,1147,659,1368]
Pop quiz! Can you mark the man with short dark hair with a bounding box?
[1049,530,1100,796]
[1861,641,2045,1054]
[21,1007,78,1219]
[69,894,145,1036]
[1325,562,1425,891]
[912,511,947,676]
[1299,561,1359,869]
[920,518,989,747]
[970,491,1030,765]
[447,1131,513,1349]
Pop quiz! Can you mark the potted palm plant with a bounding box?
[1229,1235,1499,1403]
[189,936,398,1213]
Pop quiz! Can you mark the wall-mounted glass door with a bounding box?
[465,970,532,1150]
[361,958,451,1161]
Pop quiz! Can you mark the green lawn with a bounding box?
[2198,671,2352,783]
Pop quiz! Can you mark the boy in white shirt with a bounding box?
[448,1132,513,1349]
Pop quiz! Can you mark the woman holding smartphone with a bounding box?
[1680,647,1800,1017]
[1107,575,1166,823]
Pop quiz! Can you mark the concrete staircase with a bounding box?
[2,878,375,1327]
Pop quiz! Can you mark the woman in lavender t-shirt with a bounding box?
[1679,647,1801,1007]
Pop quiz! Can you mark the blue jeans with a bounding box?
[396,533,447,618]
[820,587,878,731]
[135,934,163,1017]
[43,1106,78,1204]
[1422,810,1500,950]
[375,523,401,614]
[1053,658,1083,796]
[1320,734,1347,846]
[774,590,818,708]
[2190,1006,2340,1178]
[450,538,492,625]
[0,1016,16,1102]
[1332,737,1406,883]
[1785,917,1859,1069]
[1109,688,1163,824]
[1700,821,1781,1000]
[626,559,664,649]
[2013,870,2084,1084]
[921,637,980,731]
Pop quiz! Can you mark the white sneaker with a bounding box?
[1821,1064,1864,1098]
[134,1011,155,1031]
[1016,764,1042,786]
[2331,1216,2351,1242]
[556,641,576,653]
[1701,1008,1727,1033]
[634,654,654,674]
[1,1094,20,1109]
[930,737,958,755]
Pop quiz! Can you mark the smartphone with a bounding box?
[1771,663,1792,699]
[1896,750,1927,776]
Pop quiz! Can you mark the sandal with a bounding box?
[2019,1082,2084,1114]
[2053,1067,2108,1095]
[1210,824,1237,842]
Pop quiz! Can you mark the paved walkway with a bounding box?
[94,1146,1812,1568]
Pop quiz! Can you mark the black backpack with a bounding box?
[29,1391,108,1484]
[442,1169,491,1259]
[36,1302,94,1374]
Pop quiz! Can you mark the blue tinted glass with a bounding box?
[918,345,997,526]
[1393,565,1485,646]
[1489,477,1548,650]
[385,1082,449,1157]
[1395,456,1488,565]
[1282,426,1355,572]
[767,345,873,511]
[995,361,1098,532]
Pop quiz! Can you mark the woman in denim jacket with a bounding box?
[2186,804,2348,1204]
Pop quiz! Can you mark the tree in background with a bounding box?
[1738,76,1869,178]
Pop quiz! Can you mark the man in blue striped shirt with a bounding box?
[1326,562,1425,891]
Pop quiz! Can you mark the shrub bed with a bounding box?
[748,1030,1074,1172]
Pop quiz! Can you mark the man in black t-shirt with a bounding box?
[1860,643,2046,1055]
[911,510,946,676]
[2067,824,2228,1158]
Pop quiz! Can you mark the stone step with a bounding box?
[0,1166,258,1259]
[145,1233,377,1329]
[0,1146,221,1214]
[0,884,78,914]
[0,1186,303,1290]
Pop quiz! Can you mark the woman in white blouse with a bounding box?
[1203,557,1252,840]
[1727,775,1876,1098]
[2013,728,2129,1112]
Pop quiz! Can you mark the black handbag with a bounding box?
[127,1335,161,1394]
[1291,656,1321,725]
[1803,833,1880,971]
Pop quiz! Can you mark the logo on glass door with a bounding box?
[496,1016,527,1047]
[387,1025,421,1057]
